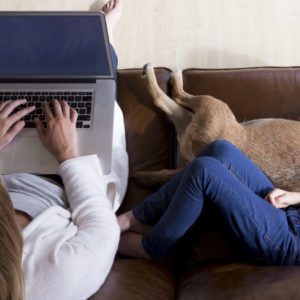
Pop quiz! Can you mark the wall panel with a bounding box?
[1,0,299,69]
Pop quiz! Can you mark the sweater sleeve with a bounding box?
[22,103,128,300]
[54,155,120,298]
[104,103,129,212]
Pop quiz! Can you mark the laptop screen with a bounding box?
[0,14,113,78]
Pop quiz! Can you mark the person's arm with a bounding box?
[34,99,78,163]
[34,100,120,297]
[264,188,300,208]
[0,99,35,150]
[53,154,120,297]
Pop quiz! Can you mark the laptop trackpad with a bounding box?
[14,137,57,165]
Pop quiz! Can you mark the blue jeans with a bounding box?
[132,140,300,265]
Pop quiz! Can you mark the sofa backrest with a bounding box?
[183,67,300,120]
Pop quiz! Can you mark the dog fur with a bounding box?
[133,63,300,192]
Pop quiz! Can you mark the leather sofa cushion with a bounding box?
[177,262,300,300]
[90,258,175,300]
[117,68,175,213]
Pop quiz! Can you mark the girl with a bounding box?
[118,140,300,266]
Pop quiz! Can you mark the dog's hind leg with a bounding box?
[170,69,203,113]
[171,69,194,99]
[143,63,180,116]
[143,63,193,139]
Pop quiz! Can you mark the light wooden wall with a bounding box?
[1,0,300,69]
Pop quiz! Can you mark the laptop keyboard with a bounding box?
[0,90,94,129]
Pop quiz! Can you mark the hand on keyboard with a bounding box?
[34,99,79,164]
[0,90,93,129]
[0,99,35,150]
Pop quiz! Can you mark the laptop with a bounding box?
[0,11,115,175]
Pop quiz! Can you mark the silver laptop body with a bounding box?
[0,12,115,175]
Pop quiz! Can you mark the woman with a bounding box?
[0,179,24,300]
[0,1,127,299]
[118,140,300,266]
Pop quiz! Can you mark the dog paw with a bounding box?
[142,62,154,78]
[170,68,183,85]
[174,68,183,75]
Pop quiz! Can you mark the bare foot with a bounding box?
[101,0,122,43]
[118,232,152,259]
[117,210,152,234]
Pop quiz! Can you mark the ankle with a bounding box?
[101,0,122,43]
[118,232,151,259]
[117,210,134,232]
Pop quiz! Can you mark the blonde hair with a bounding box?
[0,177,25,300]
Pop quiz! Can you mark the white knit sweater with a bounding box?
[21,104,128,300]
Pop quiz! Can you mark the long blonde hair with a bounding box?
[0,177,25,300]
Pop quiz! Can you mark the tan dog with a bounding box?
[134,63,300,192]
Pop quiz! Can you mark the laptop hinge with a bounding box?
[0,78,97,84]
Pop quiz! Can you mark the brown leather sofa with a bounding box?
[90,67,300,300]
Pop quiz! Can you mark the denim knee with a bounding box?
[197,140,238,159]
[187,156,220,182]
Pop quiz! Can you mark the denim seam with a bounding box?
[223,162,249,187]
[223,162,300,264]
[243,207,284,254]
[222,162,287,254]
[220,183,299,264]
[206,162,287,264]
[286,215,300,262]
[249,209,300,264]
[293,228,299,262]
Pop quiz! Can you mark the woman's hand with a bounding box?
[264,188,300,208]
[0,99,35,150]
[34,99,79,164]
